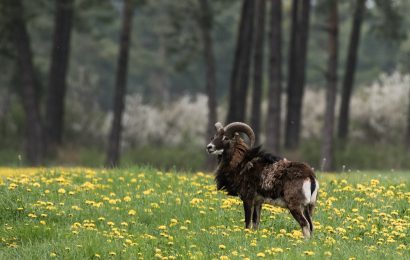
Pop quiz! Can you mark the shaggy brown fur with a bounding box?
[210,134,318,238]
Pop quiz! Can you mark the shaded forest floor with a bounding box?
[0,167,409,259]
[1,140,409,171]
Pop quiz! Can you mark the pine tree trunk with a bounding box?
[321,0,339,172]
[12,0,45,165]
[226,0,255,123]
[106,0,134,167]
[406,86,410,152]
[198,0,218,169]
[250,0,266,143]
[266,0,282,154]
[338,0,365,140]
[285,0,311,149]
[46,0,74,148]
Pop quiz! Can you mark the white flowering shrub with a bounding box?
[120,94,208,148]
[65,71,409,149]
[350,72,409,142]
[301,72,410,142]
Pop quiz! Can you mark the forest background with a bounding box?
[0,0,410,172]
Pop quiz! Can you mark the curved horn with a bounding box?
[224,122,255,147]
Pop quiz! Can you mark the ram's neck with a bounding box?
[227,140,249,169]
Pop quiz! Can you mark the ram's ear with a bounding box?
[215,122,224,133]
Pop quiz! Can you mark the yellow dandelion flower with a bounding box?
[219,244,226,249]
[109,252,116,256]
[58,188,66,194]
[256,252,265,257]
[303,251,315,256]
[324,251,332,256]
[271,248,283,253]
[220,256,229,260]
[123,196,131,202]
[158,225,167,230]
[50,252,57,257]
[128,209,136,216]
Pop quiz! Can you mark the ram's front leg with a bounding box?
[252,200,263,229]
[243,200,254,229]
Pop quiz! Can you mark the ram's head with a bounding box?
[206,122,255,155]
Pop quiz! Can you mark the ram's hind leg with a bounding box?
[305,203,315,233]
[289,205,311,239]
[304,205,313,233]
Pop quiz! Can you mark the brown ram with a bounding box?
[206,122,319,238]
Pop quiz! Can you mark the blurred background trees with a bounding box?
[0,0,409,171]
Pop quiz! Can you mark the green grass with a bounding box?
[0,167,409,259]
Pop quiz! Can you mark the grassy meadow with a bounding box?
[0,167,409,259]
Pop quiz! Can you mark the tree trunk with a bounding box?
[198,0,218,169]
[250,0,266,143]
[406,86,410,152]
[338,0,365,140]
[226,0,255,123]
[285,0,311,149]
[266,0,282,154]
[12,0,45,165]
[46,0,74,148]
[321,0,339,172]
[106,0,134,167]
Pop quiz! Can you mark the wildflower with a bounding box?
[128,209,136,216]
[220,256,229,260]
[304,251,315,256]
[50,252,57,257]
[123,196,131,202]
[158,225,167,230]
[58,188,66,194]
[257,252,265,257]
[109,252,116,256]
[324,251,332,256]
[219,244,226,250]
[271,248,283,253]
